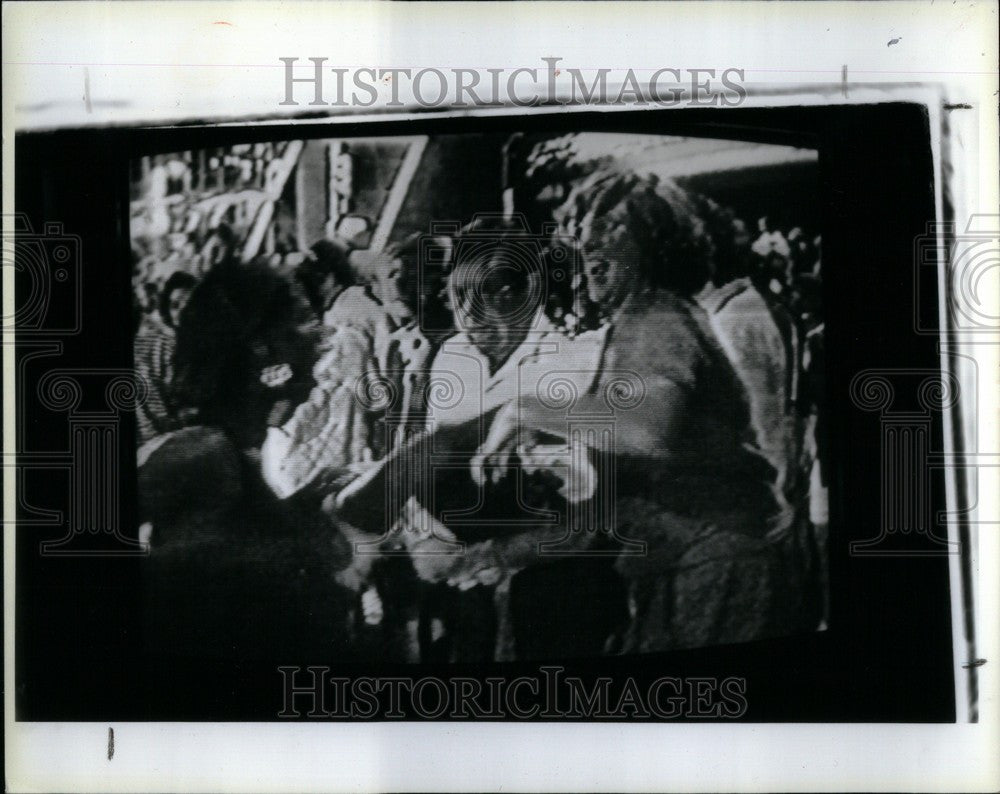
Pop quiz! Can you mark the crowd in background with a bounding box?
[132,143,828,664]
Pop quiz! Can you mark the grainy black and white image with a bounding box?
[130,131,828,664]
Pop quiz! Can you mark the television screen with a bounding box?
[127,130,826,667]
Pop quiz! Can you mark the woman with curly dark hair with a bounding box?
[139,254,356,664]
[172,255,321,451]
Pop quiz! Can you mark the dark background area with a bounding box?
[13,104,956,721]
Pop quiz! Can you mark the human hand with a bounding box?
[314,461,374,495]
[399,497,461,583]
[361,587,384,626]
[444,538,505,590]
[447,565,504,591]
[331,521,384,592]
[398,496,457,546]
[520,438,598,504]
[470,400,537,487]
[409,536,462,583]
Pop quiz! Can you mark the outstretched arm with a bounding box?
[471,377,689,486]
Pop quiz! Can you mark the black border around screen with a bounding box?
[13,102,957,722]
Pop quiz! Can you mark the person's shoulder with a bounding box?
[540,322,608,376]
[622,291,701,333]
[696,277,751,314]
[610,293,707,385]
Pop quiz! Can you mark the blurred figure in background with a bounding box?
[295,237,355,322]
[134,270,198,447]
[197,223,237,276]
[696,199,804,521]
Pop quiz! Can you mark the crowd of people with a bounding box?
[133,159,828,664]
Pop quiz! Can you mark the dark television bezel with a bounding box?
[13,101,962,722]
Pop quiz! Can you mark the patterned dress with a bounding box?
[134,313,180,446]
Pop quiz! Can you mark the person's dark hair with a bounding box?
[696,196,751,287]
[381,235,426,310]
[295,238,355,318]
[173,258,320,450]
[557,169,713,298]
[158,270,198,327]
[310,238,355,287]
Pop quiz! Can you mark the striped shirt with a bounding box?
[134,313,179,445]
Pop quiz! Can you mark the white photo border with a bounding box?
[4,2,998,792]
